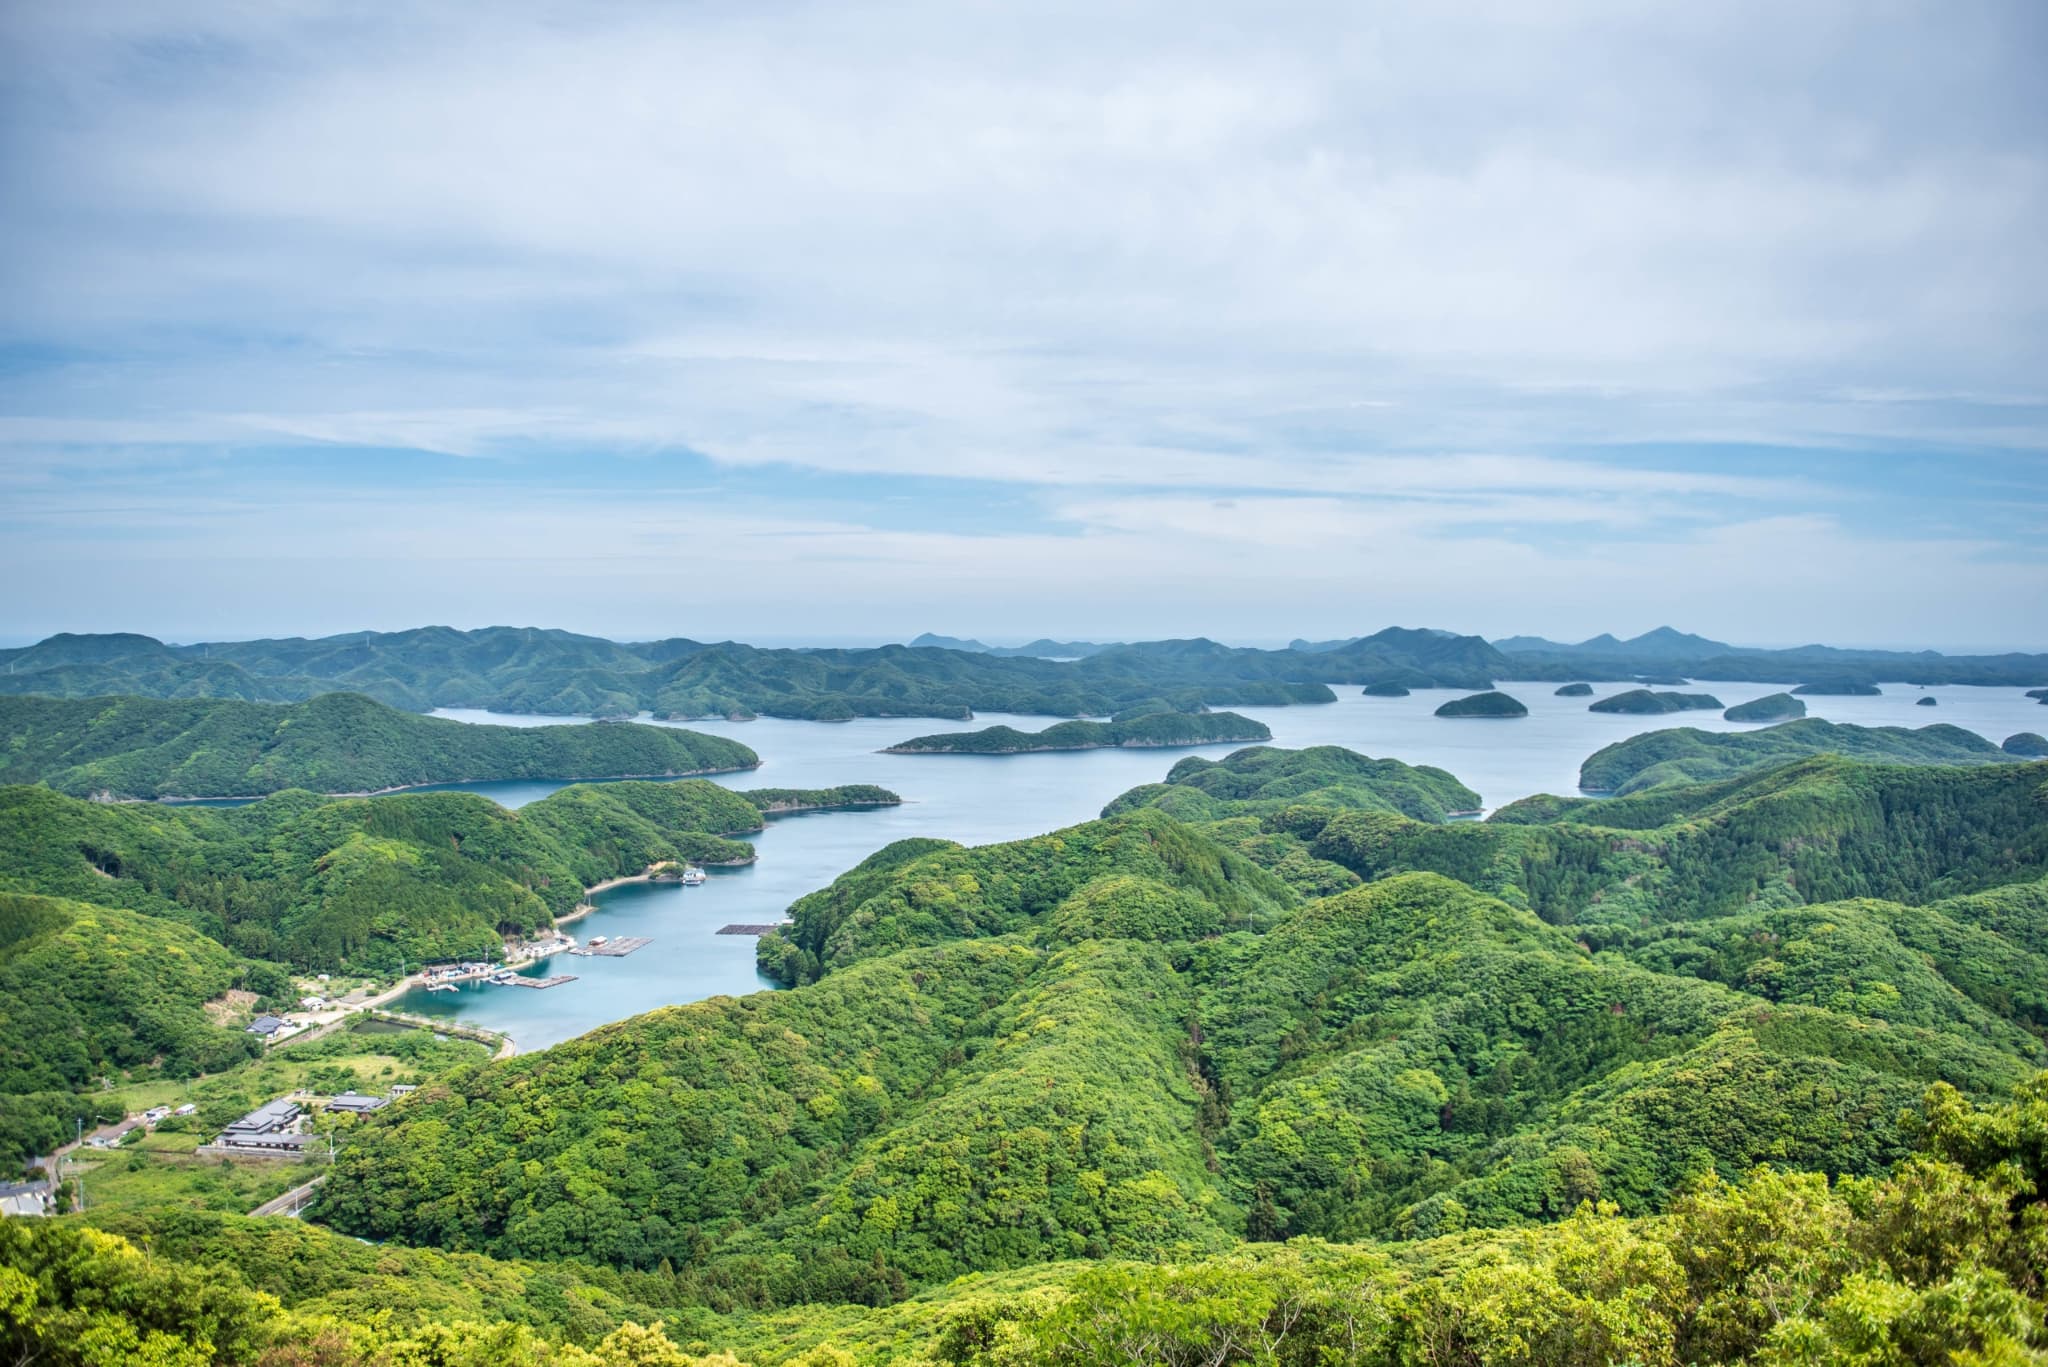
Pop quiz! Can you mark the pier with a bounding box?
[717,923,792,936]
[499,973,577,989]
[570,936,651,957]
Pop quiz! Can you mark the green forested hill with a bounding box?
[0,893,269,1150]
[313,755,2048,1313]
[1309,757,2048,930]
[0,779,789,971]
[5,748,2047,1362]
[0,692,757,799]
[1101,745,1482,822]
[1577,716,2013,793]
[760,807,1295,984]
[0,777,901,1169]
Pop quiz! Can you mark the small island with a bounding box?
[1588,689,1724,715]
[1362,682,1411,697]
[884,710,1271,754]
[1792,682,1882,696]
[2003,733,2048,758]
[740,785,902,814]
[2026,689,2048,700]
[1724,692,1806,723]
[1434,691,1528,719]
[1554,683,1594,697]
[1916,695,1938,707]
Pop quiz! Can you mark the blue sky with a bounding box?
[2,2,2044,649]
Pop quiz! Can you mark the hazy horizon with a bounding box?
[4,622,2044,658]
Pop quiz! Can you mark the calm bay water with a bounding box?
[392,684,2048,1049]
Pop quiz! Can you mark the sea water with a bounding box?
[391,684,2048,1048]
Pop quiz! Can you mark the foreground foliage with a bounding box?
[4,1073,2042,1363]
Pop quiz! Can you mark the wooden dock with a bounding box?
[717,923,792,936]
[572,937,650,957]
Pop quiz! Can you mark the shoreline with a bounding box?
[569,852,760,903]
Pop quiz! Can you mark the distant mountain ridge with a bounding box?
[907,632,1117,658]
[5,624,2041,721]
[0,626,1485,720]
[1490,625,2048,687]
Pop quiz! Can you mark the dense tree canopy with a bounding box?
[1578,718,2012,794]
[313,753,2047,1322]
[5,722,2047,1364]
[0,692,757,799]
[0,777,900,974]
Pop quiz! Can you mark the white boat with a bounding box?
[425,982,458,994]
[680,867,707,886]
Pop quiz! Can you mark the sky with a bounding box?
[1,1,2045,651]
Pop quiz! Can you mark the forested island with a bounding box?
[1792,681,1883,696]
[1586,688,1723,714]
[1577,718,2013,794]
[1723,691,1806,722]
[1433,690,1528,717]
[1553,682,1594,696]
[2005,732,2048,757]
[1361,681,1410,696]
[0,692,757,799]
[884,710,1271,753]
[740,785,901,814]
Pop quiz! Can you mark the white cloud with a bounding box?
[0,1,2043,642]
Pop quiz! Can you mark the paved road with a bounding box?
[249,1174,326,1217]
